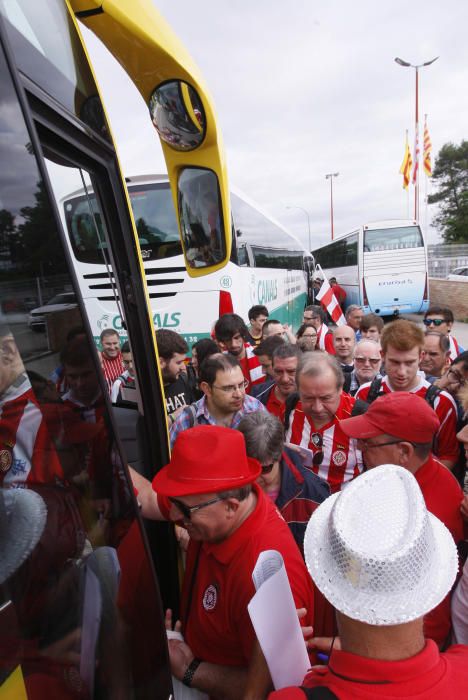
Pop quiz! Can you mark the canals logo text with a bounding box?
[257,279,278,304]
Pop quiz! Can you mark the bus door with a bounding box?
[0,6,175,697]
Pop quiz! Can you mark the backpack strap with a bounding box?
[366,375,383,404]
[425,383,441,408]
[300,687,338,699]
[284,391,300,431]
[343,372,352,394]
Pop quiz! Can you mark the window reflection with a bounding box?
[0,40,165,697]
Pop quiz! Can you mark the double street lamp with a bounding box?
[325,172,339,240]
[394,56,439,221]
[286,205,311,252]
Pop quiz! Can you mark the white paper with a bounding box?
[248,550,310,690]
[285,442,314,467]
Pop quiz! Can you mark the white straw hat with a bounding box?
[0,488,47,584]
[304,464,458,625]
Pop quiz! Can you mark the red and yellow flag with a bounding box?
[423,117,432,177]
[399,132,413,190]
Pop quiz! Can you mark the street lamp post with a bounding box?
[286,205,311,252]
[325,172,339,240]
[394,56,439,222]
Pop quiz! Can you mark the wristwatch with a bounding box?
[182,658,201,687]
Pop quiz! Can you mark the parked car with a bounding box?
[28,292,78,331]
[447,266,468,281]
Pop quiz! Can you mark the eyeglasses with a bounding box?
[448,368,467,386]
[169,495,224,520]
[359,439,416,450]
[212,379,249,394]
[261,462,276,474]
[310,433,324,466]
[354,357,381,366]
[423,318,445,327]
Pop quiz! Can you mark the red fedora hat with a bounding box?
[152,425,261,496]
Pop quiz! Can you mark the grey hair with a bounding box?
[345,304,362,318]
[296,351,344,389]
[353,338,381,357]
[237,411,284,463]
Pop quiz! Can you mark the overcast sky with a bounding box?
[81,0,468,251]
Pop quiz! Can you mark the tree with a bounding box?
[428,141,468,243]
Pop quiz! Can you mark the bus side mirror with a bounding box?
[177,168,226,269]
[149,80,205,151]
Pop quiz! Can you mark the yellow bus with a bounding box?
[0,1,230,696]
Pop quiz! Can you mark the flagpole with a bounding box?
[424,113,428,233]
[414,67,419,221]
[395,56,439,223]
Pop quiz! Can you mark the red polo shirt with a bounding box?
[268,640,468,699]
[266,386,286,421]
[157,484,314,666]
[415,454,464,545]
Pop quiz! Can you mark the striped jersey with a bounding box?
[285,392,362,493]
[355,375,459,463]
[0,375,64,486]
[240,343,265,393]
[100,352,125,395]
[448,335,463,362]
[316,324,335,354]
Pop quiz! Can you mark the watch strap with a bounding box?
[182,658,201,687]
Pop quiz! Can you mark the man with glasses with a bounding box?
[423,305,465,360]
[344,338,382,396]
[285,352,362,493]
[356,320,459,470]
[169,354,264,448]
[435,351,468,400]
[130,425,314,699]
[339,391,464,644]
[302,305,335,353]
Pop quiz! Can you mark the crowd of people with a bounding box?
[128,296,468,698]
[2,288,468,698]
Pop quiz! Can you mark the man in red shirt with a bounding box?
[214,313,264,393]
[329,276,346,308]
[356,319,459,469]
[130,426,314,699]
[285,353,362,493]
[99,328,124,395]
[269,465,468,700]
[254,345,301,421]
[339,391,464,644]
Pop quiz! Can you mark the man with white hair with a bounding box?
[269,465,468,698]
[343,338,382,396]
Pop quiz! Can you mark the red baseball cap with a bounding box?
[152,425,261,496]
[340,392,440,443]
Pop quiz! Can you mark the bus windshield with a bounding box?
[364,226,423,252]
[64,182,182,263]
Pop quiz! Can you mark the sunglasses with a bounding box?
[260,462,275,474]
[423,318,445,327]
[169,495,224,520]
[310,433,324,466]
[354,356,381,366]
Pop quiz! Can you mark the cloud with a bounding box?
[81,0,468,250]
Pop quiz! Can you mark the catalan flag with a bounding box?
[423,116,432,177]
[399,132,412,190]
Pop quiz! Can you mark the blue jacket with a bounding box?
[276,447,330,555]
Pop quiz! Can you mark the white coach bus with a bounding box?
[60,174,312,346]
[312,220,430,317]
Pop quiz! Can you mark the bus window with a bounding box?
[364,226,424,252]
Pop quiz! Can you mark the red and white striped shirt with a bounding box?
[0,376,64,486]
[355,375,459,464]
[448,335,462,362]
[316,324,335,354]
[285,392,362,493]
[240,343,265,393]
[100,352,125,395]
